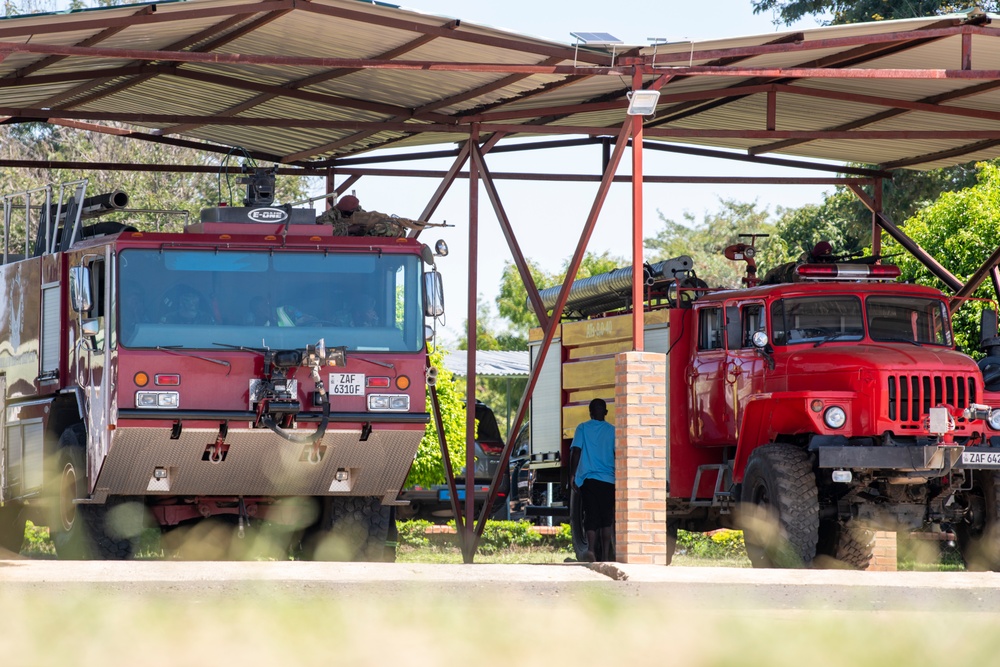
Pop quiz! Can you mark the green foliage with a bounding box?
[883,162,1000,356]
[751,0,993,25]
[676,529,748,560]
[496,250,625,334]
[21,520,54,557]
[450,519,543,554]
[406,347,467,488]
[645,199,790,288]
[554,523,574,551]
[397,519,434,548]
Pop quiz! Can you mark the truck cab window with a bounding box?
[741,304,765,348]
[769,296,863,346]
[866,296,951,346]
[697,307,723,350]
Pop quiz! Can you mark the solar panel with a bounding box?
[570,31,623,45]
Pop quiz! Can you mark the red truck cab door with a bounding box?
[725,301,767,441]
[689,304,731,446]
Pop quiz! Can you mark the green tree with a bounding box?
[752,0,994,25]
[645,199,788,287]
[405,347,467,488]
[882,162,1000,356]
[496,250,625,334]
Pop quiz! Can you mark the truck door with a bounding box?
[71,249,112,489]
[725,301,767,439]
[689,304,729,446]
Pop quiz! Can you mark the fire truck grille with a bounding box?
[886,374,978,423]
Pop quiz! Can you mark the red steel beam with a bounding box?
[38,12,276,110]
[471,143,550,331]
[0,1,295,40]
[849,183,962,292]
[3,5,155,80]
[160,30,447,136]
[629,23,968,66]
[296,1,607,65]
[953,244,1000,311]
[411,133,503,237]
[474,118,634,543]
[631,69,645,352]
[462,125,481,563]
[880,137,1000,170]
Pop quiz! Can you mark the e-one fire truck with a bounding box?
[0,174,444,560]
[527,243,1000,568]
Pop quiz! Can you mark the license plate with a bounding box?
[962,451,1000,467]
[329,373,364,396]
[438,488,466,502]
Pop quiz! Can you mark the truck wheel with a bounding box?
[956,470,1000,571]
[50,428,137,560]
[569,486,590,561]
[0,502,26,554]
[739,443,819,568]
[816,520,874,569]
[665,521,678,566]
[302,496,391,561]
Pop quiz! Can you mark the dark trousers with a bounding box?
[581,479,615,531]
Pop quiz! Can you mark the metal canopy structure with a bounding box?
[8,0,1000,560]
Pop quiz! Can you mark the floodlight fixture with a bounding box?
[626,89,660,116]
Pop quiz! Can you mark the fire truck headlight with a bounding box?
[136,391,179,409]
[368,394,410,412]
[989,409,1000,431]
[824,406,847,429]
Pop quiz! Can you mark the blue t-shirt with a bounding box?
[571,418,615,487]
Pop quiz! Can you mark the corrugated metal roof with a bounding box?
[2,1,1000,169]
[442,350,529,378]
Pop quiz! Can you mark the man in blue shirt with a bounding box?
[570,398,616,562]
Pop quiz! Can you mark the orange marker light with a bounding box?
[134,372,149,387]
[396,375,410,390]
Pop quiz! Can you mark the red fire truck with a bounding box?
[526,246,1000,568]
[0,174,444,560]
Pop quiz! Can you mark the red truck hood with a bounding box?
[782,343,980,375]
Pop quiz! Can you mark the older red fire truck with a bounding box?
[527,244,1000,568]
[0,174,444,560]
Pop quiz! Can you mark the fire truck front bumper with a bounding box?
[95,422,425,499]
[815,444,965,473]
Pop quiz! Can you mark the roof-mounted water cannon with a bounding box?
[724,233,769,287]
[240,166,276,207]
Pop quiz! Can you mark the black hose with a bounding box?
[262,392,330,444]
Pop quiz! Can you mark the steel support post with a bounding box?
[473,118,634,542]
[462,125,481,563]
[631,69,645,351]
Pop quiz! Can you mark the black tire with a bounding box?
[569,485,590,561]
[816,519,874,569]
[979,356,1000,393]
[302,496,391,561]
[0,502,26,554]
[956,470,1000,571]
[384,507,398,563]
[665,521,678,566]
[50,427,138,560]
[739,443,819,568]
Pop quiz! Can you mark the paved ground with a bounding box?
[3,554,1000,611]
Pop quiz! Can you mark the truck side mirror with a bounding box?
[69,266,93,313]
[982,308,1000,353]
[423,270,444,318]
[81,317,100,339]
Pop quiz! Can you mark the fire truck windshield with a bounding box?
[117,249,424,352]
[769,294,952,347]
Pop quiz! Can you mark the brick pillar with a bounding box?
[614,351,668,564]
[866,531,898,571]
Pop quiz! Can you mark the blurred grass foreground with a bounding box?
[10,519,966,569]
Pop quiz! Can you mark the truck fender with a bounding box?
[732,391,858,482]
